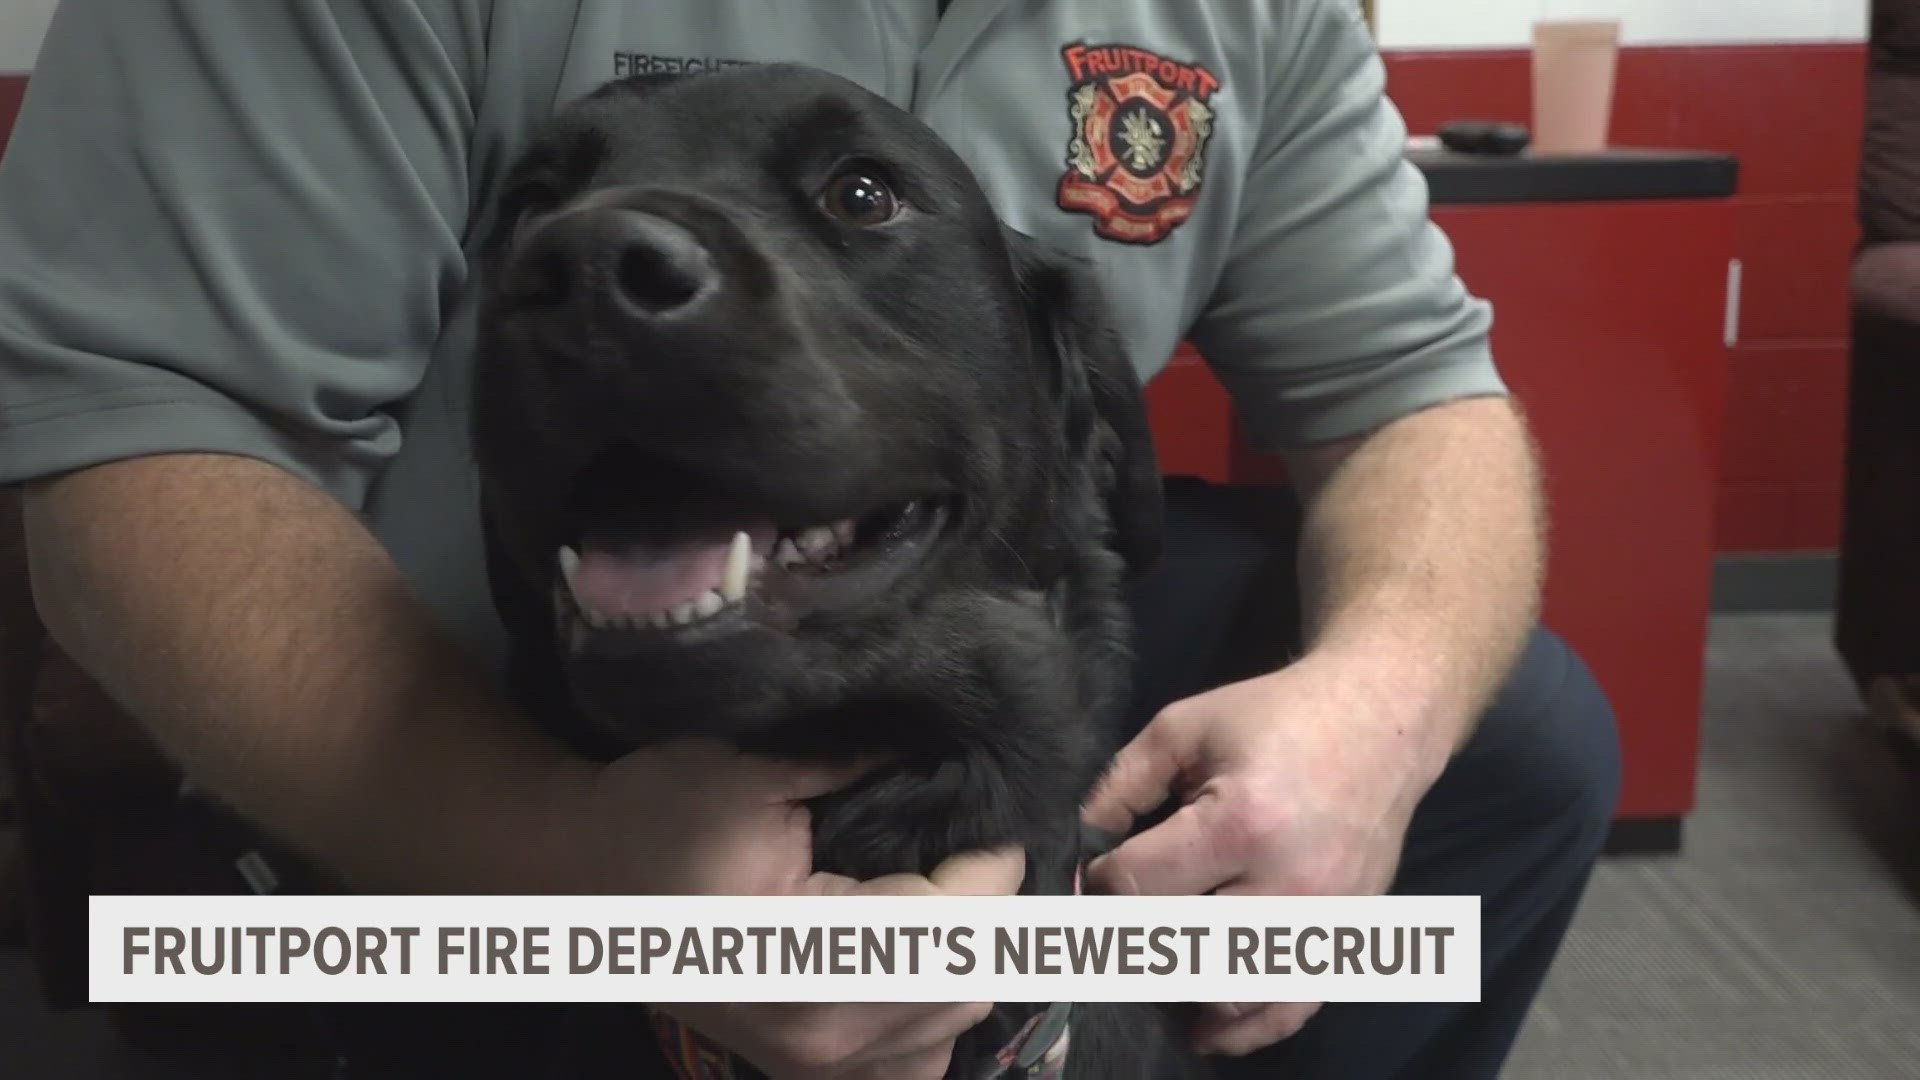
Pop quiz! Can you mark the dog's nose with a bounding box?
[507,207,718,319]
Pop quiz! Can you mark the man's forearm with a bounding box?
[23,452,591,893]
[1285,396,1545,763]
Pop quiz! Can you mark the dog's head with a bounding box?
[472,65,1161,747]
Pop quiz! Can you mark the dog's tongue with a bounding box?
[573,523,774,618]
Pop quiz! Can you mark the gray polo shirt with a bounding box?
[0,0,1503,666]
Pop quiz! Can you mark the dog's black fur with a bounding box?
[470,64,1198,1080]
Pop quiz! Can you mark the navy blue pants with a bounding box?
[1127,479,1623,1080]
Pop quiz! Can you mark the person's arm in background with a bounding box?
[1081,0,1543,1056]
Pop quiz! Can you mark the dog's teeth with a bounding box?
[774,538,805,568]
[557,548,584,612]
[669,600,698,626]
[568,620,591,652]
[649,610,672,630]
[721,531,750,602]
[831,520,857,548]
[796,526,836,561]
[693,590,724,619]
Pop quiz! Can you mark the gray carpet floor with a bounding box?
[1504,615,1920,1080]
[3,613,1918,1078]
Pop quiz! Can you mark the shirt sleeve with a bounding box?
[0,0,487,508]
[1187,0,1508,452]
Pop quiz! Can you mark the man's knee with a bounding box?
[1512,628,1623,846]
[1413,629,1623,868]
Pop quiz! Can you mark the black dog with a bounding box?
[471,64,1198,1080]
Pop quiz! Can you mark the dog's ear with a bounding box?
[1005,229,1165,578]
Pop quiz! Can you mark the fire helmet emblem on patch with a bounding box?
[1055,42,1222,246]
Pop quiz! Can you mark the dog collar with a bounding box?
[974,863,1078,1078]
[651,868,1083,1080]
[651,1011,743,1080]
[974,1000,1072,1080]
[972,863,1083,1078]
[651,1004,1071,1080]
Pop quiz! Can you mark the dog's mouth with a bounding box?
[552,495,952,653]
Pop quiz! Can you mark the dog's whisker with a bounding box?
[989,528,1037,586]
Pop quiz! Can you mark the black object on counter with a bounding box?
[1410,147,1741,205]
[1437,119,1533,156]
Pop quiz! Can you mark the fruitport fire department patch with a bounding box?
[1055,42,1222,246]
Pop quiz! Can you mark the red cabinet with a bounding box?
[1147,161,1738,842]
[1438,197,1733,828]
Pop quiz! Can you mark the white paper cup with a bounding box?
[1532,19,1621,154]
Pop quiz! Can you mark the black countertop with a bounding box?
[1409,147,1740,206]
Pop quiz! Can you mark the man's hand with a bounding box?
[575,742,1023,1077]
[1081,649,1451,1056]
[658,847,1026,1080]
[1082,398,1542,1057]
[572,739,885,896]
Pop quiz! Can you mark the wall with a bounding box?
[0,0,56,69]
[0,0,51,137]
[1377,0,1867,553]
[0,1,1870,552]
[1379,0,1865,48]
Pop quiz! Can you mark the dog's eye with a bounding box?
[819,168,901,227]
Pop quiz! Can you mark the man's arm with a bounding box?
[1181,0,1539,771]
[0,0,553,890]
[1083,0,1546,1055]
[1285,396,1545,770]
[24,453,591,893]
